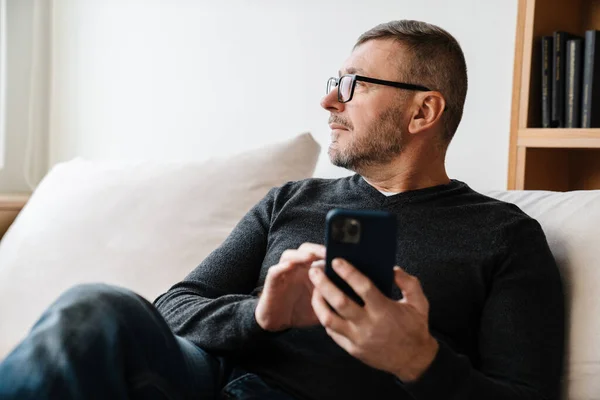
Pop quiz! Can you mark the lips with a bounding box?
[329,123,349,131]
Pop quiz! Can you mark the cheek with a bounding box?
[346,103,380,135]
[344,103,362,129]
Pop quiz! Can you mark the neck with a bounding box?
[358,147,450,193]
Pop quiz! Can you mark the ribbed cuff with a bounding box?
[242,297,292,340]
[397,340,470,399]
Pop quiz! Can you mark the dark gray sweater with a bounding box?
[154,175,564,400]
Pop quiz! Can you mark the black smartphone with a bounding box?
[324,209,397,306]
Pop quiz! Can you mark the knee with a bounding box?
[52,283,148,325]
[59,283,137,306]
[21,284,152,368]
[60,283,134,303]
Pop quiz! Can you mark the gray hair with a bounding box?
[356,20,468,143]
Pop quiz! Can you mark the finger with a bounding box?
[279,250,319,265]
[311,287,351,336]
[298,243,326,258]
[394,266,429,315]
[332,258,387,308]
[279,245,325,264]
[309,267,363,320]
[265,262,294,284]
[306,261,326,293]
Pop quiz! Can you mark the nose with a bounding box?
[320,88,345,113]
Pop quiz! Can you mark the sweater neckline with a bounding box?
[352,174,465,205]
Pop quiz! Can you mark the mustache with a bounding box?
[328,115,353,130]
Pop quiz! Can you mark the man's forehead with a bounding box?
[338,66,367,76]
[339,39,404,78]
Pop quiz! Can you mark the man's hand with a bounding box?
[255,243,325,332]
[309,258,439,382]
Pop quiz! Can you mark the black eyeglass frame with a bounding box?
[326,74,434,104]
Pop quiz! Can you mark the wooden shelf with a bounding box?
[518,128,600,148]
[508,0,600,190]
[0,194,29,240]
[0,194,30,210]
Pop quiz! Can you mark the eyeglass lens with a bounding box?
[326,76,353,103]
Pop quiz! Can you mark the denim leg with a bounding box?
[0,283,226,400]
[221,372,297,400]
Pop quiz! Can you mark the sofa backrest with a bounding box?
[0,133,321,361]
[485,190,600,400]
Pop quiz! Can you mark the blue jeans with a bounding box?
[0,284,295,400]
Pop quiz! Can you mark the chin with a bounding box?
[328,146,355,171]
[327,144,338,161]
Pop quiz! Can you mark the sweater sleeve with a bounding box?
[153,188,278,355]
[401,218,565,400]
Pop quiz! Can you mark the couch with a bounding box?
[0,133,598,400]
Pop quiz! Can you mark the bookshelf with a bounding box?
[508,0,600,190]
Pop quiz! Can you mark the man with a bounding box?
[0,20,564,400]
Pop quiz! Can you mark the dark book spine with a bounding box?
[552,32,566,127]
[542,36,553,128]
[566,39,583,128]
[582,30,600,128]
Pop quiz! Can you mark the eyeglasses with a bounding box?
[326,74,433,103]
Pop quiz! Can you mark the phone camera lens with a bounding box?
[346,221,359,237]
[332,220,345,242]
[331,217,360,244]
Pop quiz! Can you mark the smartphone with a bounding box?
[324,209,397,306]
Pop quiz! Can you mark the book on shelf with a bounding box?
[566,38,583,128]
[582,30,600,128]
[552,31,582,128]
[541,36,554,128]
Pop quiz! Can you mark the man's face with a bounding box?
[321,39,410,172]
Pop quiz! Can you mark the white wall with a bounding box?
[1,0,36,192]
[0,0,6,169]
[49,0,518,191]
[0,0,49,193]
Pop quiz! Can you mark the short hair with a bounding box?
[355,20,468,143]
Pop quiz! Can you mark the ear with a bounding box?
[407,92,446,135]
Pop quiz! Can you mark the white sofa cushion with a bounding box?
[0,133,320,360]
[485,189,600,400]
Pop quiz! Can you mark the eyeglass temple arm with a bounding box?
[355,75,432,92]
